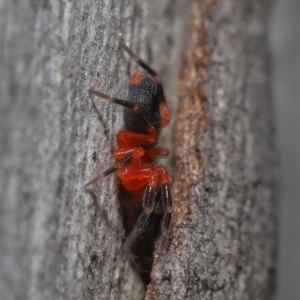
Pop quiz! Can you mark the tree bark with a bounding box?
[0,1,188,299]
[0,1,277,300]
[147,1,277,299]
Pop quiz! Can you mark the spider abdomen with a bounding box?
[124,71,161,134]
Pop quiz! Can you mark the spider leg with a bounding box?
[159,101,172,127]
[114,147,145,161]
[123,166,172,251]
[84,165,118,187]
[89,89,136,109]
[123,172,159,250]
[84,152,135,188]
[89,89,159,132]
[121,43,160,82]
[146,147,169,158]
[85,143,151,188]
[159,182,172,251]
[117,130,158,148]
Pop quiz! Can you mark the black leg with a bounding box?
[159,183,172,251]
[123,183,159,250]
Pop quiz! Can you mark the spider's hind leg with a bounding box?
[123,186,157,250]
[159,182,172,251]
[123,166,172,252]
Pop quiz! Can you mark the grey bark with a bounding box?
[146,0,277,299]
[270,1,300,299]
[0,1,277,300]
[0,0,188,299]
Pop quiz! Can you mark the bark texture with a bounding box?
[146,0,277,299]
[0,0,277,300]
[0,1,188,299]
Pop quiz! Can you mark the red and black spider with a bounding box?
[85,43,173,253]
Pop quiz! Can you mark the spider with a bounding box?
[85,43,173,252]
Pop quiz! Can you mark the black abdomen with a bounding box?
[124,72,161,135]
